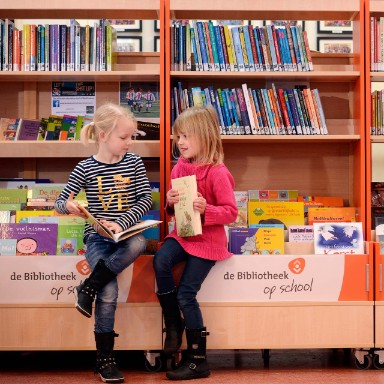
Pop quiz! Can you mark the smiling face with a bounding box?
[99,116,136,162]
[176,131,201,162]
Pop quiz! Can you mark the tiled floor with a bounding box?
[2,348,384,384]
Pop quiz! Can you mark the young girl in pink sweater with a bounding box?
[153,105,238,380]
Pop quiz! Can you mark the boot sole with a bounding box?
[166,371,210,380]
[99,373,125,383]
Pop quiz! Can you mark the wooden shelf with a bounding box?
[0,0,160,19]
[169,0,360,21]
[0,141,160,158]
[0,68,160,82]
[170,68,360,82]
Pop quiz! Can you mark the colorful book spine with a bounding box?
[286,89,302,134]
[241,83,257,134]
[236,88,251,135]
[203,22,214,71]
[223,25,236,71]
[208,21,220,71]
[231,27,245,71]
[242,25,255,71]
[196,21,210,71]
[265,25,278,71]
[214,25,226,71]
[248,25,260,71]
[238,27,250,71]
[219,25,231,71]
[313,88,328,134]
[251,89,265,134]
[192,21,203,71]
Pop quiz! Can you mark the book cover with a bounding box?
[228,226,284,255]
[171,175,202,237]
[56,216,86,256]
[248,201,305,228]
[313,222,364,255]
[0,223,58,256]
[307,207,357,225]
[78,205,161,242]
[16,119,41,141]
[0,239,17,256]
[0,189,28,204]
[15,210,54,223]
[0,117,21,141]
[30,184,66,201]
[288,225,314,242]
[249,189,298,201]
[0,210,16,223]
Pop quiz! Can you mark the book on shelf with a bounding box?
[56,216,86,256]
[78,205,161,242]
[228,225,284,255]
[307,207,358,225]
[0,223,58,256]
[0,189,28,204]
[15,210,54,223]
[249,189,298,202]
[0,117,21,141]
[0,210,16,224]
[171,174,202,237]
[288,225,314,242]
[313,222,364,255]
[248,201,305,229]
[16,119,41,140]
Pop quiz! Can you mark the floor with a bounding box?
[2,348,384,384]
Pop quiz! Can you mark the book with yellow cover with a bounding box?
[307,207,357,225]
[171,175,202,237]
[248,201,305,229]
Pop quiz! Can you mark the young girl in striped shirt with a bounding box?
[55,102,152,383]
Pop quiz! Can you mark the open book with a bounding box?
[78,205,161,242]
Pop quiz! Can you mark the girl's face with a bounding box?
[176,131,200,161]
[100,117,136,160]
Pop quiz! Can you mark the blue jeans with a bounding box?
[85,233,146,333]
[153,238,216,329]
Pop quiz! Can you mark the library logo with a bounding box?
[76,259,91,276]
[288,258,305,274]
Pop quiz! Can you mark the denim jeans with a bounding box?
[153,238,216,329]
[85,233,146,333]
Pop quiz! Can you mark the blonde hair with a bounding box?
[172,105,224,165]
[80,102,137,145]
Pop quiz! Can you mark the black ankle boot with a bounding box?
[95,331,124,383]
[157,290,185,354]
[166,327,210,380]
[75,259,116,318]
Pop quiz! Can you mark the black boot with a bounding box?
[166,327,210,380]
[75,259,116,318]
[157,290,185,354]
[95,331,125,383]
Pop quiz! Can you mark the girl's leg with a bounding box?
[153,239,188,354]
[177,255,215,329]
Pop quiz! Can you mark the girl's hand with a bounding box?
[167,188,179,208]
[193,192,206,214]
[66,192,87,218]
[99,220,123,234]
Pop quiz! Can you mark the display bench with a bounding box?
[0,255,163,351]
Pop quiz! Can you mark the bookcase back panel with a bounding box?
[223,142,355,204]
[0,83,24,118]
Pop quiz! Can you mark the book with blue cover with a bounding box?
[313,222,364,255]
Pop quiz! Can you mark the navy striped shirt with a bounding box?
[55,152,152,240]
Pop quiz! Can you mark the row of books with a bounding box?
[370,88,384,135]
[172,82,328,135]
[0,19,116,72]
[172,21,313,72]
[370,16,384,72]
[228,222,365,256]
[0,115,92,141]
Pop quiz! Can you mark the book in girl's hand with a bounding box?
[78,205,161,242]
[171,175,202,237]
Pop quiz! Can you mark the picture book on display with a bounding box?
[288,225,314,242]
[171,175,202,237]
[307,207,357,225]
[0,223,58,256]
[313,222,364,255]
[16,119,41,140]
[78,205,161,242]
[228,226,284,255]
[248,201,305,229]
[56,216,86,256]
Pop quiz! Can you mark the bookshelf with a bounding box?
[0,0,165,354]
[366,0,384,357]
[165,0,373,355]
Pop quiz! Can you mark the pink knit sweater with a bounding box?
[166,157,238,261]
